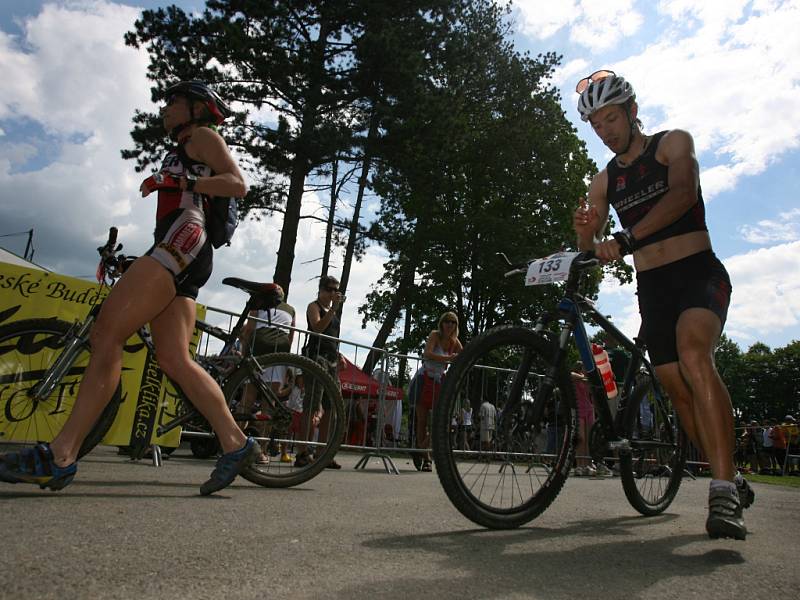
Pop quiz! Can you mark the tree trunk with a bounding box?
[338,107,379,312]
[362,262,416,374]
[396,299,413,387]
[321,158,338,278]
[272,16,331,298]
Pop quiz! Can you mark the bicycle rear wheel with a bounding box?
[223,353,344,488]
[432,325,577,529]
[619,373,687,515]
[0,318,121,458]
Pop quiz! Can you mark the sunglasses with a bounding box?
[325,286,340,292]
[442,319,457,325]
[575,69,615,94]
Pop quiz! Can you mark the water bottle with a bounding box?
[592,343,618,399]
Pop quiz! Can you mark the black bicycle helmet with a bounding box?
[164,80,231,125]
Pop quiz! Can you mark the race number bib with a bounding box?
[525,252,579,286]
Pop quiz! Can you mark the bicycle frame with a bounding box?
[30,305,100,399]
[525,260,671,455]
[25,278,280,441]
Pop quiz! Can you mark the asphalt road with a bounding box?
[1,446,798,600]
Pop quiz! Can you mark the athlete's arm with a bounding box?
[239,309,258,355]
[627,129,699,241]
[574,170,610,251]
[184,127,247,198]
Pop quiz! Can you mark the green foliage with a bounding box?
[359,0,604,352]
[715,335,800,422]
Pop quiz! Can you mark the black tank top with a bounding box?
[605,130,707,250]
[305,301,340,361]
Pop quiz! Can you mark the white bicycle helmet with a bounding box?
[577,74,635,122]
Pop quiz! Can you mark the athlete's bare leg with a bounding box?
[149,296,246,455]
[654,363,701,449]
[49,257,176,465]
[658,307,734,481]
[676,308,735,480]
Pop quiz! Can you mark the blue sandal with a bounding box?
[199,437,259,496]
[0,443,77,491]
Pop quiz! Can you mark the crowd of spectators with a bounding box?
[736,415,799,476]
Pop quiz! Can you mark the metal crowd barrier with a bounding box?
[184,304,800,479]
[194,303,426,474]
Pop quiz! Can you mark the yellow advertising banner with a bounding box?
[0,260,205,449]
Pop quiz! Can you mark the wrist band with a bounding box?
[612,228,636,256]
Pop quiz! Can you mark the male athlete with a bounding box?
[572,70,753,540]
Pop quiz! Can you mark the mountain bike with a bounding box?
[432,250,688,528]
[0,228,345,488]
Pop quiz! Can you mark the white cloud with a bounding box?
[0,141,37,168]
[515,0,644,52]
[0,2,396,368]
[724,240,800,334]
[0,2,151,137]
[0,2,153,276]
[595,264,641,343]
[593,240,800,351]
[551,58,590,89]
[609,1,800,199]
[739,208,800,244]
[530,1,800,201]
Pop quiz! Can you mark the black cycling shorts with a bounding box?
[637,250,731,366]
[145,207,213,300]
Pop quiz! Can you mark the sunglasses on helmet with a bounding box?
[575,69,616,94]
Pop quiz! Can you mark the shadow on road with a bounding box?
[354,516,744,600]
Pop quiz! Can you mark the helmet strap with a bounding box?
[169,120,198,142]
[167,99,203,141]
[615,103,641,157]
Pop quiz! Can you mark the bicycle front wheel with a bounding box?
[0,318,121,458]
[432,325,577,529]
[223,352,345,488]
[619,373,687,515]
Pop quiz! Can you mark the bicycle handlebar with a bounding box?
[500,250,600,279]
[96,226,133,285]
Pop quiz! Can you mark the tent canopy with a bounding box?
[338,356,403,400]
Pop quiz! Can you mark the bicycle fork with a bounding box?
[30,316,95,400]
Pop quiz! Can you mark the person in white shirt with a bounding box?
[479,400,497,452]
[461,404,473,450]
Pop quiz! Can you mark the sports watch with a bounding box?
[184,173,198,192]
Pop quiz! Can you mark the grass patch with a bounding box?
[746,473,800,489]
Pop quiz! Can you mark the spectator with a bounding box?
[461,403,474,451]
[741,421,762,475]
[280,368,304,463]
[238,283,295,464]
[784,415,799,475]
[771,417,788,475]
[571,362,596,477]
[479,399,497,452]
[406,366,424,450]
[416,312,463,472]
[300,275,346,469]
[240,283,295,356]
[762,419,776,474]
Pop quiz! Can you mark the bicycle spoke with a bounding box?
[433,326,577,528]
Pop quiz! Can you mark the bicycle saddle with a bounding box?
[222,278,284,310]
[222,277,278,295]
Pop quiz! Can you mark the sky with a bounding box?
[0,0,799,359]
